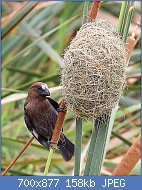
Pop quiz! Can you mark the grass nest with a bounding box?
[61,19,127,121]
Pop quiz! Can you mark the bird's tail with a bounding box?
[59,135,75,162]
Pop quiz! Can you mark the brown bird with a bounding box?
[24,82,74,161]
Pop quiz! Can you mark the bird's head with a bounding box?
[28,82,50,98]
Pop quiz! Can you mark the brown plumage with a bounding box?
[24,82,74,161]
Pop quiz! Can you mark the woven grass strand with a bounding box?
[62,19,127,121]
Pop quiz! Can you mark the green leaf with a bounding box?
[2,2,38,39]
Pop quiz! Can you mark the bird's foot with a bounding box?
[57,100,67,113]
[57,107,67,113]
[49,141,57,150]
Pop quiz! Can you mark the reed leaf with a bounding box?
[2,2,38,39]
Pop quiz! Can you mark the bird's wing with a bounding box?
[24,112,50,150]
[46,97,65,134]
[24,112,34,132]
[47,97,59,110]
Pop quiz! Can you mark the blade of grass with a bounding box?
[2,74,59,98]
[118,1,134,35]
[20,21,63,67]
[2,86,62,105]
[117,1,127,34]
[74,118,82,176]
[44,149,54,175]
[111,131,132,146]
[82,1,89,24]
[2,15,78,69]
[2,2,38,39]
[89,110,116,175]
[6,67,43,77]
[84,121,99,175]
[2,136,34,176]
[123,6,135,42]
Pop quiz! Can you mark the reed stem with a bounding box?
[74,118,82,176]
[44,149,54,176]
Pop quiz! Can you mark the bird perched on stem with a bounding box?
[24,82,74,161]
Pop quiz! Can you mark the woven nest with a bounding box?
[61,19,127,121]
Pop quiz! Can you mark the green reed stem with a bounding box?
[84,122,99,175]
[44,149,54,176]
[74,118,83,176]
[89,112,115,175]
[117,1,127,33]
[123,6,134,42]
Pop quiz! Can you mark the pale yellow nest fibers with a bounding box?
[61,19,127,121]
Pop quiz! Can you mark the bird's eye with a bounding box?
[37,87,41,90]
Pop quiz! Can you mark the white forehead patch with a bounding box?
[41,84,48,90]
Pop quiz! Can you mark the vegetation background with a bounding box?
[2,1,141,176]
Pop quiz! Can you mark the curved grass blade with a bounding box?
[2,2,38,39]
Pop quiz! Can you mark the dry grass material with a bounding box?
[62,19,127,121]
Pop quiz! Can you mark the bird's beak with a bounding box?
[40,88,50,96]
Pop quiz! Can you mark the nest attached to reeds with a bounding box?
[61,19,127,121]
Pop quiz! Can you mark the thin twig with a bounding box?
[2,136,34,176]
[112,136,140,176]
[88,1,101,22]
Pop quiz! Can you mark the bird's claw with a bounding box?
[49,141,57,150]
[57,107,67,113]
[57,100,67,113]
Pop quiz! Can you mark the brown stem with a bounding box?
[126,34,136,62]
[2,136,34,176]
[112,136,141,176]
[50,99,67,149]
[89,1,101,22]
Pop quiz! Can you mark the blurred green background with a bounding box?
[1,1,141,176]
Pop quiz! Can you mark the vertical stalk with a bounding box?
[84,122,99,175]
[82,1,89,24]
[74,118,82,176]
[117,1,127,33]
[123,6,134,42]
[44,149,54,176]
[74,1,89,176]
[89,111,116,175]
